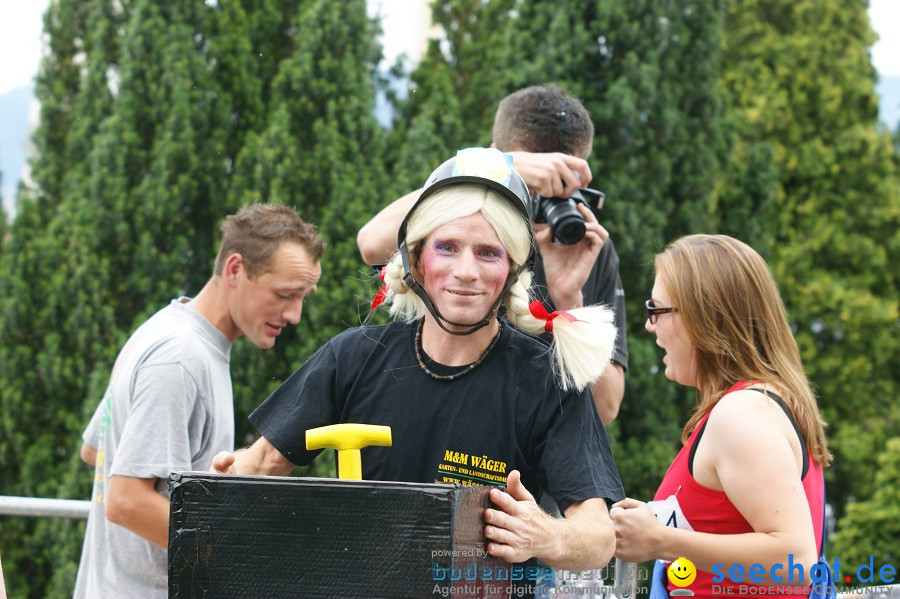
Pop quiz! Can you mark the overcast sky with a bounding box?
[2,0,899,96]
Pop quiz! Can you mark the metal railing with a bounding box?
[0,495,90,519]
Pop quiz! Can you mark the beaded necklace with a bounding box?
[414,318,503,381]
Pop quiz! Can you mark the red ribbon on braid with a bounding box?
[528,300,578,333]
[369,266,388,311]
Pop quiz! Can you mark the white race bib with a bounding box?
[647,493,694,531]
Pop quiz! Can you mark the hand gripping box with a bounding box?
[168,472,512,598]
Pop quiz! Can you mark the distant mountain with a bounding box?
[0,84,34,214]
[876,75,900,132]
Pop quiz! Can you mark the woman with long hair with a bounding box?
[611,234,831,599]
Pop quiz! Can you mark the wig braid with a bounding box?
[383,252,425,321]
[504,271,544,336]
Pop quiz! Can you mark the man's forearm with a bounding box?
[546,498,616,571]
[357,189,421,265]
[232,437,295,476]
[590,363,625,425]
[105,476,171,548]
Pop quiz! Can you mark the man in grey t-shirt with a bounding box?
[74,204,324,599]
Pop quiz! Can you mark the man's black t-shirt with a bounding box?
[250,320,624,512]
[531,238,629,370]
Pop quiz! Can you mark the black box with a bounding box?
[168,472,512,598]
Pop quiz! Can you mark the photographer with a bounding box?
[357,84,628,424]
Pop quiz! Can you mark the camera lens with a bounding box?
[554,217,586,244]
[543,199,586,244]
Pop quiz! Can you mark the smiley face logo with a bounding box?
[668,557,697,587]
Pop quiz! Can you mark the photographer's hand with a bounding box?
[536,203,608,310]
[508,151,592,198]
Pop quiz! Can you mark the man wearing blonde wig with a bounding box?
[213,148,625,591]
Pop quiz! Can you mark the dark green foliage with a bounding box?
[506,0,726,502]
[831,436,900,564]
[0,4,121,596]
[0,0,383,596]
[383,0,526,196]
[386,55,464,196]
[226,0,387,445]
[718,1,900,534]
[0,195,6,246]
[407,0,521,146]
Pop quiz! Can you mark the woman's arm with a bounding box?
[612,390,818,585]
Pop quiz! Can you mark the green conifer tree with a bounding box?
[831,436,900,564]
[718,1,900,534]
[0,2,124,595]
[386,52,464,196]
[225,0,387,461]
[384,0,528,192]
[1,0,259,594]
[0,182,5,245]
[415,0,520,145]
[505,0,726,500]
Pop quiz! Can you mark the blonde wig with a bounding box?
[383,184,617,392]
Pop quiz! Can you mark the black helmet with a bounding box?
[398,147,536,268]
[397,148,536,335]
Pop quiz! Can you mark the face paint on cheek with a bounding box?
[419,246,436,277]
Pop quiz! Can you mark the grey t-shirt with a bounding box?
[74,299,233,599]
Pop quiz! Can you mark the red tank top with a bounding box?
[653,382,825,599]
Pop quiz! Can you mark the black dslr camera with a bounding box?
[529,187,605,245]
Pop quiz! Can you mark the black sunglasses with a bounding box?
[645,299,677,324]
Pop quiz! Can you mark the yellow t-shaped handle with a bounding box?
[305,423,393,480]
